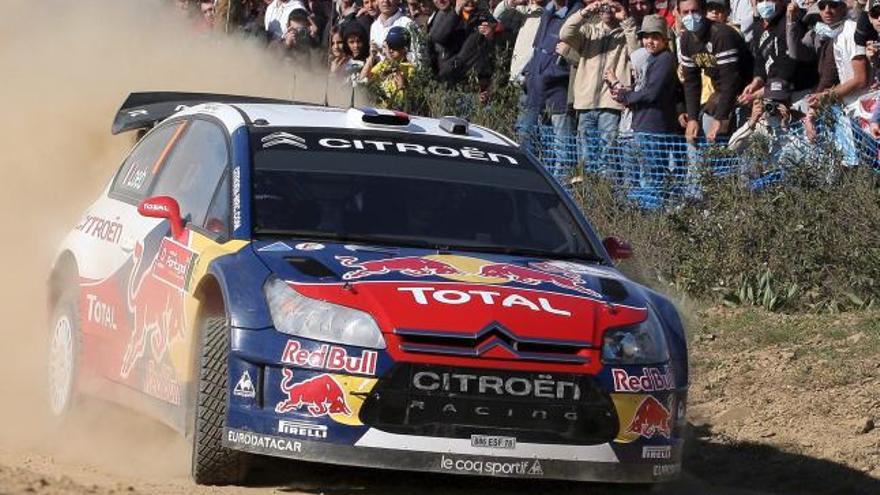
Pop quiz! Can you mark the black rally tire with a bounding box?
[191,316,251,485]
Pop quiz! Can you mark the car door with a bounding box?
[117,117,231,409]
[77,120,188,385]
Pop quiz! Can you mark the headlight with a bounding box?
[601,307,669,364]
[263,277,386,349]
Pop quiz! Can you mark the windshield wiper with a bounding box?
[443,243,604,263]
[253,229,604,263]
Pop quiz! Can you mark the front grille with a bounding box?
[395,322,591,364]
[359,364,617,444]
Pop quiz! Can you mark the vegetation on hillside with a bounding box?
[387,64,880,313]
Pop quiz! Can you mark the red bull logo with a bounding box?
[626,396,672,439]
[477,263,600,297]
[275,369,352,417]
[336,256,462,280]
[280,339,378,376]
[335,255,602,298]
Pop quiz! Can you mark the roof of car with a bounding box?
[234,104,517,147]
[114,93,517,148]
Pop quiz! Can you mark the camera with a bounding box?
[292,27,310,46]
[762,99,780,115]
[599,3,613,13]
[468,10,496,27]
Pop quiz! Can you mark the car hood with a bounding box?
[252,241,650,362]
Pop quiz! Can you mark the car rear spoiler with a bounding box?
[111,91,296,135]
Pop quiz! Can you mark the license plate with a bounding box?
[471,434,516,449]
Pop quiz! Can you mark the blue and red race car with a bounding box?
[47,92,688,485]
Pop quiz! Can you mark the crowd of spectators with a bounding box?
[173,0,880,171]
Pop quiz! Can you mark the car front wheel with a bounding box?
[191,316,251,485]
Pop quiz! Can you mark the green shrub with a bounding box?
[573,165,880,313]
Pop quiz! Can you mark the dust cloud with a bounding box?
[0,0,335,480]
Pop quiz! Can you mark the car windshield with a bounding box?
[250,129,598,260]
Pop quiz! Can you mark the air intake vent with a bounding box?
[286,257,338,278]
[599,278,628,302]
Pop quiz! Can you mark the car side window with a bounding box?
[204,172,230,239]
[112,122,185,200]
[149,120,229,229]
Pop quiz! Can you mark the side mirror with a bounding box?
[603,236,633,261]
[138,196,185,240]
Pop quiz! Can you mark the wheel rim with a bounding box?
[48,315,74,416]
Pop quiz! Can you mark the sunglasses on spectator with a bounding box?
[816,1,843,10]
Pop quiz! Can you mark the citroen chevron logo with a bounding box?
[262,132,307,149]
[396,322,590,364]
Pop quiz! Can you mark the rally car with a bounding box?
[47,92,688,485]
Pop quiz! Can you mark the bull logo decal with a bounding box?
[119,231,188,379]
[275,369,352,417]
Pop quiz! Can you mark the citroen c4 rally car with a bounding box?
[47,92,688,485]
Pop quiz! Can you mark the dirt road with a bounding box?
[2,309,879,495]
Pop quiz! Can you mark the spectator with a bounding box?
[627,0,674,92]
[495,0,546,84]
[491,0,530,47]
[559,0,639,166]
[436,9,499,100]
[629,0,658,25]
[705,0,739,31]
[792,0,869,107]
[266,0,308,40]
[336,0,361,27]
[197,0,217,31]
[655,0,676,26]
[854,2,878,48]
[725,0,757,42]
[407,0,435,29]
[278,8,321,67]
[428,0,467,71]
[606,14,680,187]
[343,18,372,61]
[869,97,880,137]
[790,0,868,161]
[361,0,381,28]
[737,0,817,117]
[863,2,880,84]
[362,26,417,107]
[678,0,750,142]
[607,14,680,133]
[329,26,353,74]
[307,0,333,42]
[371,0,417,61]
[333,22,370,103]
[235,0,272,35]
[519,0,583,169]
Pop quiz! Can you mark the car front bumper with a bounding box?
[226,327,687,483]
[224,427,684,482]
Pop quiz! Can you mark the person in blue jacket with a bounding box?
[518,0,583,176]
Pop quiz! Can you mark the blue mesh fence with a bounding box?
[519,111,879,209]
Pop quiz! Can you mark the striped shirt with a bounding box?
[678,21,750,120]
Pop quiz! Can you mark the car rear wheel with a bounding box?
[48,285,80,417]
[191,316,251,485]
